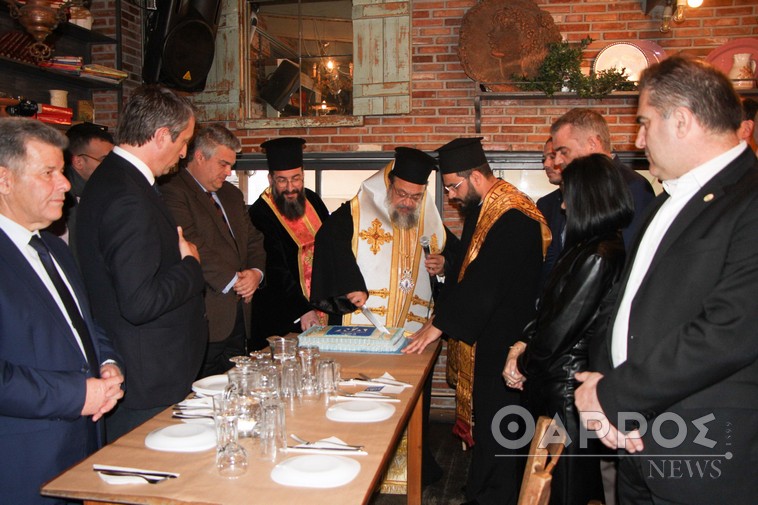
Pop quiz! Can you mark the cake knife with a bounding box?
[360,305,391,334]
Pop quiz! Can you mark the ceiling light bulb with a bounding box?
[326,60,335,70]
[687,0,703,7]
[673,0,686,22]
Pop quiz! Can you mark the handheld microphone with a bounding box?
[420,235,431,257]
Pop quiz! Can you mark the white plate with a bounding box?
[191,374,228,396]
[326,400,395,423]
[144,423,216,453]
[271,455,361,488]
[593,41,666,82]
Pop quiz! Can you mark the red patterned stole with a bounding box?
[261,189,325,312]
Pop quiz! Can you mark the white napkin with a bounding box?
[339,373,410,393]
[94,464,179,485]
[372,373,412,388]
[334,394,400,403]
[285,436,367,456]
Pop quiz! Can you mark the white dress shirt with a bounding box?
[112,145,155,185]
[0,214,89,359]
[611,141,747,367]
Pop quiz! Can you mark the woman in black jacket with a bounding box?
[504,153,635,505]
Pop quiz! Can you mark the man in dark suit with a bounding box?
[536,136,564,291]
[0,118,123,504]
[551,107,656,251]
[161,124,266,376]
[47,122,114,255]
[76,85,207,442]
[576,56,758,505]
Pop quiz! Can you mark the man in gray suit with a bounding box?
[161,124,266,377]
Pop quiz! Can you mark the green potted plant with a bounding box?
[514,37,636,98]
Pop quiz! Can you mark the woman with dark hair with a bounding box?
[504,153,634,505]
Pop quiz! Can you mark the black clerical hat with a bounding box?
[436,137,487,174]
[390,147,437,184]
[261,137,306,171]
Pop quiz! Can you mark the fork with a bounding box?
[171,413,214,420]
[290,434,364,450]
[97,470,172,484]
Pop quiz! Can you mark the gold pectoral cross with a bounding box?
[359,218,393,255]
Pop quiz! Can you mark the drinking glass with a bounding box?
[258,400,286,461]
[267,335,299,363]
[298,345,320,398]
[229,355,255,370]
[317,358,338,395]
[279,359,302,409]
[249,350,270,362]
[226,368,262,438]
[212,396,248,478]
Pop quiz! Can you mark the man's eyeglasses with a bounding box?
[392,186,424,203]
[273,175,304,186]
[77,153,107,163]
[443,179,465,193]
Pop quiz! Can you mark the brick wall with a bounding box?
[225,0,757,152]
[113,0,758,421]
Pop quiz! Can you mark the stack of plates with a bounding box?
[271,455,361,488]
[593,41,667,82]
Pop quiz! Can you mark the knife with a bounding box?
[286,445,361,452]
[360,305,390,334]
[93,464,179,478]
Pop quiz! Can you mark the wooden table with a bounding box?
[42,344,440,505]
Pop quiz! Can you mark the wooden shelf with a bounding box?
[0,57,120,90]
[0,5,120,122]
[473,87,758,133]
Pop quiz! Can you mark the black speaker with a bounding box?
[259,59,301,112]
[142,0,222,92]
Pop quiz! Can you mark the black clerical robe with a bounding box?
[248,188,330,349]
[434,181,547,505]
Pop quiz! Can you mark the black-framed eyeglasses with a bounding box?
[443,179,465,193]
[77,153,107,163]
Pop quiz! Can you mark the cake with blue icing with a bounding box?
[298,325,407,353]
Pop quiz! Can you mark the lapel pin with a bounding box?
[703,193,714,202]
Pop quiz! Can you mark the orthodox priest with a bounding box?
[248,137,331,350]
[405,137,550,505]
[310,147,458,333]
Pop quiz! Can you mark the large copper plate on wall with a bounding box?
[458,0,561,92]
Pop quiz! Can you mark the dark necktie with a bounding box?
[29,235,100,377]
[207,192,235,239]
